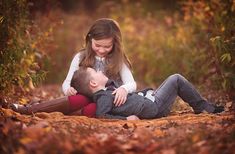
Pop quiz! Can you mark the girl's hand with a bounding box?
[66,87,77,96]
[112,87,128,107]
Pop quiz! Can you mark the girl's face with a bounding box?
[91,37,113,57]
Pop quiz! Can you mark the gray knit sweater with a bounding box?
[93,81,159,120]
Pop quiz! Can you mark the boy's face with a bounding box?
[87,68,108,87]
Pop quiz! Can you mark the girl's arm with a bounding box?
[62,53,81,95]
[119,63,137,93]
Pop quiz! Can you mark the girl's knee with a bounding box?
[68,94,90,111]
[82,103,97,117]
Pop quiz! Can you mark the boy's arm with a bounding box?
[96,94,127,120]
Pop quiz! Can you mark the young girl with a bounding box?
[62,18,136,116]
[12,18,136,117]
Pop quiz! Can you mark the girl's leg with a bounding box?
[68,94,97,117]
[12,96,70,114]
[81,103,96,117]
[68,94,90,112]
[12,94,94,116]
[154,74,215,117]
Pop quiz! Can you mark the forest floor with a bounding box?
[0,84,234,154]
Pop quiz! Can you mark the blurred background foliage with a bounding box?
[0,0,234,100]
[0,0,47,96]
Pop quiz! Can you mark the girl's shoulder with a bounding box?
[78,48,86,53]
[74,49,86,58]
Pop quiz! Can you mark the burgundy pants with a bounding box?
[68,94,96,117]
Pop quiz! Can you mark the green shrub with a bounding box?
[0,0,46,96]
[182,0,235,98]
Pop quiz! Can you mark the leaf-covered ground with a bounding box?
[0,85,234,154]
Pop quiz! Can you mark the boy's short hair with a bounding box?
[71,67,93,98]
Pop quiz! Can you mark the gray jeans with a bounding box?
[154,74,215,117]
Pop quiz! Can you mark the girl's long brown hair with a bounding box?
[79,18,132,80]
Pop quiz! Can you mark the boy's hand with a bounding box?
[66,87,77,96]
[112,87,127,107]
[127,115,140,120]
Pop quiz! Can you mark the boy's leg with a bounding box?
[154,74,217,117]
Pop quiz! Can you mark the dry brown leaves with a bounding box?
[0,107,234,154]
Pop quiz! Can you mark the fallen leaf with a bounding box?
[19,98,29,105]
[20,137,33,144]
[161,149,176,154]
[154,129,165,137]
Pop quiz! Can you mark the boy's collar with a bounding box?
[105,79,119,88]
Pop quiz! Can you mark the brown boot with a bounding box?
[11,96,70,115]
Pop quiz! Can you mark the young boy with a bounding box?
[71,67,224,120]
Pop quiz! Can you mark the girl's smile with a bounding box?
[92,38,113,57]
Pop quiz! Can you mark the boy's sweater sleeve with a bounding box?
[96,94,127,120]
